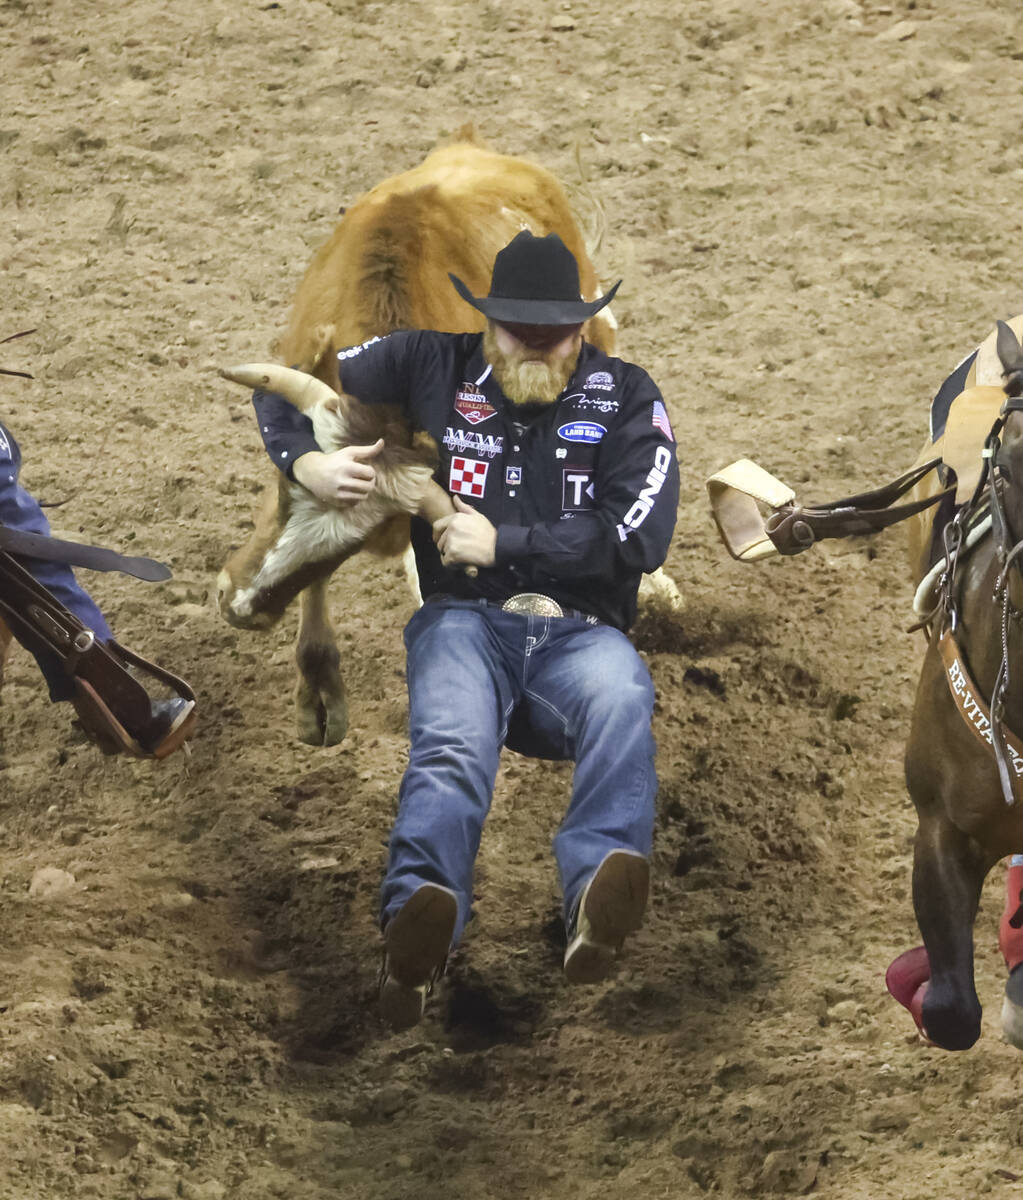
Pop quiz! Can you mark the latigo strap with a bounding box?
[707,457,952,561]
[0,524,171,581]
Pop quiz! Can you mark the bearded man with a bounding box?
[252,231,679,1030]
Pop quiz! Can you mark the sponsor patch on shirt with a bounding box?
[616,445,674,541]
[585,371,615,391]
[443,427,504,458]
[506,465,522,486]
[557,420,606,445]
[652,399,675,442]
[454,384,496,425]
[449,456,489,498]
[569,392,620,414]
[562,469,595,510]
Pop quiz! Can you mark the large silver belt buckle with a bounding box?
[501,592,564,618]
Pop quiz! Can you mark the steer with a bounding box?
[218,129,626,746]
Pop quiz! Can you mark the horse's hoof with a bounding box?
[921,997,981,1051]
[1002,966,1023,1049]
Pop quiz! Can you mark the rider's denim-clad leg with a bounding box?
[380,598,658,943]
[0,424,113,700]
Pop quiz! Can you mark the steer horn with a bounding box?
[220,362,339,412]
[222,359,479,578]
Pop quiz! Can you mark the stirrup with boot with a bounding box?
[0,549,196,759]
[70,638,196,760]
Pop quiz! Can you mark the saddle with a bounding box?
[905,385,1005,581]
[0,529,196,759]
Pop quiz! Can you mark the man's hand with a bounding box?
[292,439,384,505]
[433,495,497,568]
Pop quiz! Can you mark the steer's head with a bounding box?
[217,361,350,628]
[217,483,296,629]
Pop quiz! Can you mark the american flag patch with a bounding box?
[652,399,674,441]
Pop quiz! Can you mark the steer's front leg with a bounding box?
[417,479,456,524]
[294,576,347,746]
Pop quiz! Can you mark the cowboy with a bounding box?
[254,230,680,1029]
[0,420,195,758]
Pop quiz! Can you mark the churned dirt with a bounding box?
[4,0,1023,1196]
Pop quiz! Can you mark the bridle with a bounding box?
[986,391,1023,584]
[937,382,1023,806]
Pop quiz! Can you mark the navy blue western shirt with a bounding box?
[253,331,679,630]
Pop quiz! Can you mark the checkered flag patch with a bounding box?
[449,456,489,498]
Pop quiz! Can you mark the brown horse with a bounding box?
[887,320,1023,1050]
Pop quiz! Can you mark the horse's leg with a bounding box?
[912,814,989,1050]
[0,617,11,689]
[294,576,347,747]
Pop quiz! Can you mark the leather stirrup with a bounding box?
[0,549,195,758]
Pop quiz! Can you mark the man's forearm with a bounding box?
[252,388,320,478]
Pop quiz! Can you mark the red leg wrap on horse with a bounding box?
[999,863,1023,971]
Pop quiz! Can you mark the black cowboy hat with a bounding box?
[449,230,620,326]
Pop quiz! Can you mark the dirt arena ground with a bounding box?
[4,0,1023,1196]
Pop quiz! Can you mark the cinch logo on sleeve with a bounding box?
[557,421,606,444]
[616,446,673,540]
[337,335,383,361]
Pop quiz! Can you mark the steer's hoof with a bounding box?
[296,696,348,747]
[319,700,348,747]
[885,945,931,1039]
[1002,965,1023,1050]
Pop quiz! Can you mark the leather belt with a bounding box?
[500,593,599,624]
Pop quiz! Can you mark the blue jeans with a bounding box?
[0,424,113,700]
[380,597,658,943]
